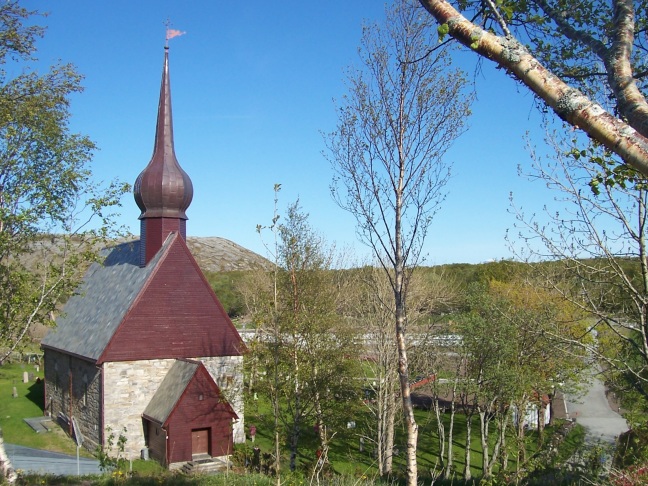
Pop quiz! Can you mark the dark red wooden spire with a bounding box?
[134,46,193,266]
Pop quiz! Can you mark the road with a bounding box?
[565,368,628,444]
[4,443,102,476]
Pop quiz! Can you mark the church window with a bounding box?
[82,373,88,407]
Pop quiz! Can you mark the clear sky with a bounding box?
[23,0,552,265]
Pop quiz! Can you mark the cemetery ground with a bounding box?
[238,391,587,482]
[0,360,84,456]
[0,359,588,485]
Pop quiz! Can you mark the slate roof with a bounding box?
[41,238,169,361]
[143,359,198,425]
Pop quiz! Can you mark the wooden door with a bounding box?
[191,428,210,455]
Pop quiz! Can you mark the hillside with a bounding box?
[186,236,270,272]
[21,236,268,340]
[18,235,270,274]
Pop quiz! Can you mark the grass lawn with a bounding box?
[242,393,563,483]
[0,361,90,456]
[0,361,168,482]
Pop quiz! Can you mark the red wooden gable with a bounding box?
[164,363,237,463]
[98,233,245,363]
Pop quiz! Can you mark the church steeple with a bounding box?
[134,46,193,266]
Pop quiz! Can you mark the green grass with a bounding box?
[554,423,586,464]
[240,393,558,483]
[0,362,167,472]
[1,360,576,485]
[0,361,90,456]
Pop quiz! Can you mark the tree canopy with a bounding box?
[0,2,128,361]
[326,2,473,483]
[418,0,648,177]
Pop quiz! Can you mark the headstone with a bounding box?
[28,372,34,382]
[252,446,261,472]
[22,372,28,383]
[35,365,39,372]
[12,387,17,398]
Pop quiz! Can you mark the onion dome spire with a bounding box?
[134,46,193,265]
[134,46,193,220]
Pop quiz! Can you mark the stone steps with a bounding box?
[180,455,229,475]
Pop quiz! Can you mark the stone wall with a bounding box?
[43,350,101,450]
[42,354,246,461]
[102,359,175,459]
[196,355,245,444]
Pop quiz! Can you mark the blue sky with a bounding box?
[23,0,551,265]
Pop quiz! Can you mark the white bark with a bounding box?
[0,429,17,484]
[418,0,648,176]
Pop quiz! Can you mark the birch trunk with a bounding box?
[418,0,648,177]
[444,377,458,480]
[464,414,472,481]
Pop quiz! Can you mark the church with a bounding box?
[40,44,246,469]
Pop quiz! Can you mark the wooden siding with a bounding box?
[165,365,236,463]
[144,420,167,465]
[99,235,244,363]
[141,218,186,266]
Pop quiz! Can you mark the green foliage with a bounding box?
[515,127,648,402]
[437,22,449,42]
[95,426,128,473]
[0,2,129,361]
[615,424,648,470]
[240,383,580,483]
[251,198,361,474]
[204,270,246,317]
[565,141,648,196]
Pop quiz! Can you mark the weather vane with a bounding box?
[164,19,186,48]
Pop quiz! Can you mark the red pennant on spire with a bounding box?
[166,28,186,41]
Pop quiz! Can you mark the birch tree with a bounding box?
[326,1,472,483]
[459,278,589,478]
[352,266,399,477]
[253,198,359,474]
[0,2,127,362]
[418,0,648,177]
[512,128,648,403]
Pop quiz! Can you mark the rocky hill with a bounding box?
[18,235,270,274]
[186,236,270,272]
[21,236,266,343]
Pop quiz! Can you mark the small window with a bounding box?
[82,374,88,407]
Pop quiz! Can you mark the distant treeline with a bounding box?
[205,257,642,319]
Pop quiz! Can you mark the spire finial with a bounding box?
[134,40,193,265]
[165,19,186,48]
